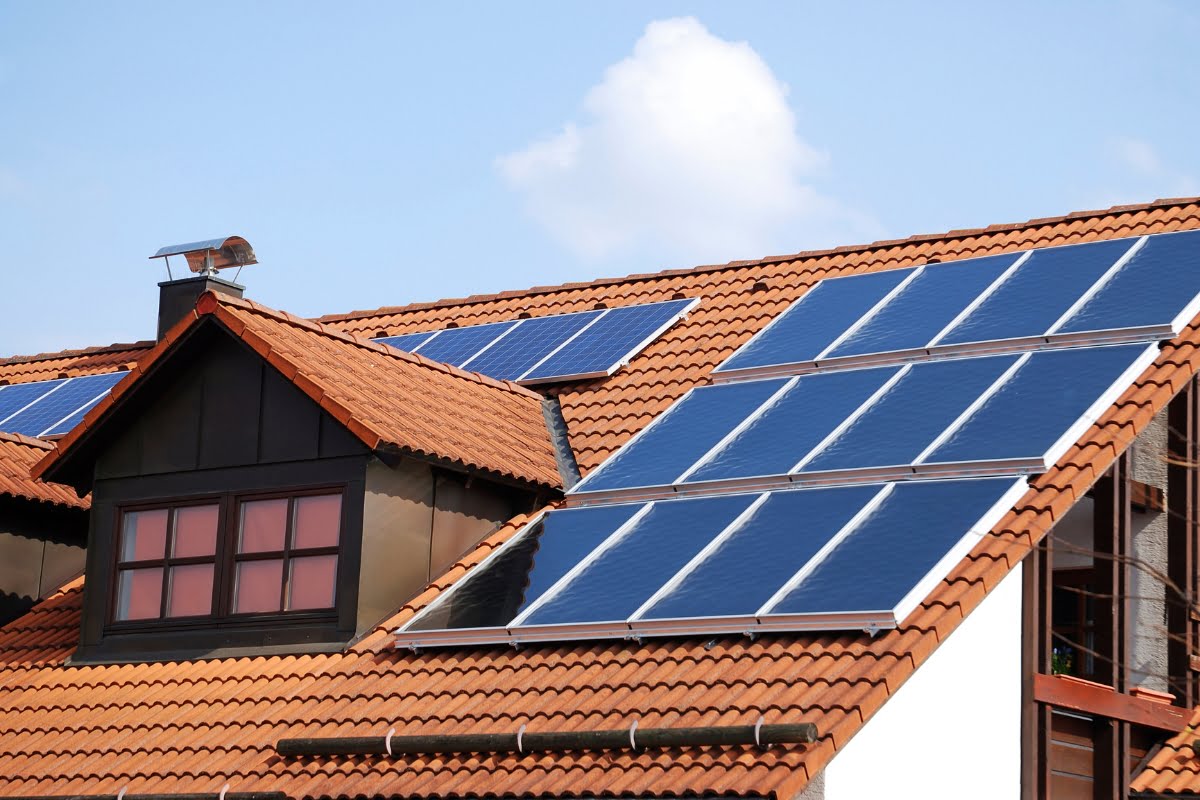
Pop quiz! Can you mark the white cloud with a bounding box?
[1104,136,1197,197]
[1111,136,1164,176]
[498,17,876,264]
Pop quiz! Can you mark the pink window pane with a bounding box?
[166,564,214,617]
[120,509,168,563]
[115,568,163,620]
[233,559,283,613]
[239,499,288,553]
[287,555,338,610]
[172,505,219,558]
[293,494,342,549]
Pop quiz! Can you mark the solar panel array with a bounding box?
[375,298,698,383]
[398,231,1200,649]
[716,231,1200,378]
[0,372,126,438]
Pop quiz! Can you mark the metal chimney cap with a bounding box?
[150,236,257,277]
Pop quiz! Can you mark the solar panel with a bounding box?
[637,484,882,621]
[1,373,126,437]
[397,230,1200,649]
[762,478,1019,619]
[0,380,68,427]
[923,343,1154,465]
[936,238,1135,347]
[572,342,1154,499]
[375,330,437,353]
[1057,230,1200,335]
[798,355,1019,474]
[570,378,787,494]
[824,254,1019,359]
[683,366,898,485]
[397,477,1026,647]
[718,269,912,374]
[464,310,603,381]
[0,373,126,438]
[713,233,1193,380]
[35,373,127,437]
[521,299,696,383]
[374,299,697,384]
[413,320,517,365]
[517,493,757,628]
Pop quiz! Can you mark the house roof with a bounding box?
[2,197,1200,797]
[1131,706,1200,794]
[0,341,152,386]
[0,432,86,509]
[33,293,564,492]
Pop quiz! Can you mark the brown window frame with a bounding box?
[106,484,346,633]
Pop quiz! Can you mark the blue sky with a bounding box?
[1,2,1197,356]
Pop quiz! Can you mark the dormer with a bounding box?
[36,289,563,662]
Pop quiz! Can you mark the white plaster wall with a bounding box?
[817,563,1023,800]
[1129,408,1170,692]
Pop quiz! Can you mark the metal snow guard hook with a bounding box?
[150,236,257,277]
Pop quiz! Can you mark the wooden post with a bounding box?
[1022,545,1052,800]
[1168,377,1199,708]
[1092,456,1132,800]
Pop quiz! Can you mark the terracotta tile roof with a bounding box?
[2,197,1200,797]
[320,196,1200,474]
[0,341,151,386]
[34,293,563,491]
[1131,706,1200,794]
[0,432,85,509]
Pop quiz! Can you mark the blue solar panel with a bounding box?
[925,343,1151,465]
[375,331,437,353]
[32,373,126,437]
[2,374,126,437]
[685,366,898,484]
[572,378,787,494]
[415,321,517,366]
[466,310,603,381]
[522,300,693,381]
[937,238,1137,346]
[801,355,1018,473]
[766,478,1018,615]
[826,254,1019,359]
[639,484,884,621]
[520,493,757,627]
[0,379,68,428]
[1059,230,1200,334]
[406,502,643,632]
[717,268,913,373]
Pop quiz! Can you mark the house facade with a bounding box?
[2,198,1200,798]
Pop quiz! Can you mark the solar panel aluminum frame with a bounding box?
[517,297,701,385]
[394,477,1030,649]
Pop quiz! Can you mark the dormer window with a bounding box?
[115,501,220,621]
[111,489,343,626]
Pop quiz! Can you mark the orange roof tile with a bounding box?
[3,197,1200,798]
[0,432,86,509]
[34,293,563,491]
[0,341,151,386]
[1132,705,1200,794]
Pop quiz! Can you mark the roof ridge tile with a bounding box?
[315,196,1200,324]
[206,293,542,401]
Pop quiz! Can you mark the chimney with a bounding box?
[150,237,256,339]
